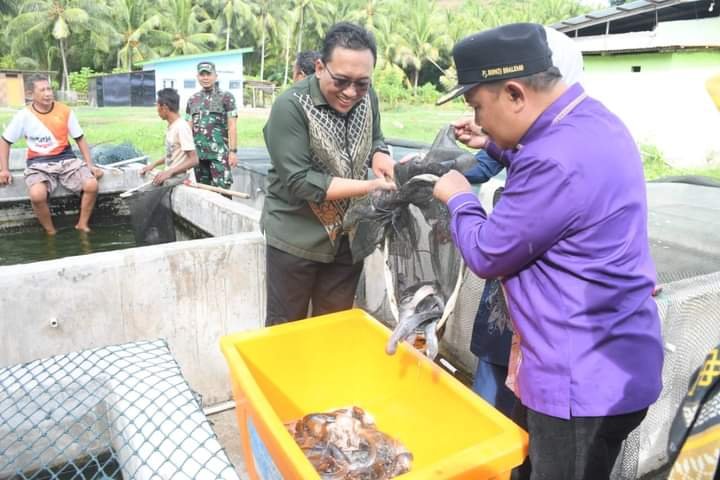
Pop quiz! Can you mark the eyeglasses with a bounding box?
[324,64,371,93]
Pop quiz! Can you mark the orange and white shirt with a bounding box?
[2,102,83,165]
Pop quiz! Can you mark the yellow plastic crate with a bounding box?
[220,309,527,479]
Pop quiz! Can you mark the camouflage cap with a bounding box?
[197,61,216,74]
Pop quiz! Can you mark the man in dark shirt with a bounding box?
[262,22,396,326]
[293,51,320,82]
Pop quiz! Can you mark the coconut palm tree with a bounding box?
[394,0,450,94]
[354,0,391,32]
[0,0,16,15]
[526,0,589,25]
[246,0,277,80]
[372,12,404,68]
[156,0,218,56]
[278,10,297,86]
[206,0,253,51]
[291,0,325,54]
[112,0,163,70]
[7,0,110,90]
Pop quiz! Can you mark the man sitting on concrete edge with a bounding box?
[0,74,103,234]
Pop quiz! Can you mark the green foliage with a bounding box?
[638,142,720,181]
[68,67,95,94]
[412,83,439,105]
[0,0,596,104]
[640,143,672,180]
[374,64,411,108]
[0,55,14,69]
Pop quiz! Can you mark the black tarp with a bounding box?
[90,71,155,107]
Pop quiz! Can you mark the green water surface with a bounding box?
[0,221,137,266]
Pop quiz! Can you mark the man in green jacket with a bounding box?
[262,22,396,326]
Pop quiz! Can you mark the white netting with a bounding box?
[0,339,239,480]
[613,271,720,479]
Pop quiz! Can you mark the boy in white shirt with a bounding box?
[141,88,198,184]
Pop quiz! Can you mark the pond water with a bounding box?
[0,219,137,266]
[0,212,210,267]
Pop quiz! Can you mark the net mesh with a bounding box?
[612,271,720,479]
[125,183,178,246]
[77,143,145,166]
[345,126,469,358]
[0,339,239,480]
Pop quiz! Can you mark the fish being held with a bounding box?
[385,283,444,358]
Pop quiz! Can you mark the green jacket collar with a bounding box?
[308,75,329,107]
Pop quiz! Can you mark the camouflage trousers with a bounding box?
[194,154,233,189]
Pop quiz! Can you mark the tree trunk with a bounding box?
[283,25,291,86]
[225,10,231,50]
[59,38,69,91]
[127,45,132,72]
[366,0,374,30]
[260,13,266,80]
[296,6,304,53]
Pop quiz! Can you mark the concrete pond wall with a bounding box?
[0,164,265,406]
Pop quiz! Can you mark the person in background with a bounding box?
[434,23,663,479]
[186,61,238,189]
[262,22,396,327]
[293,50,321,82]
[0,74,103,234]
[141,88,199,185]
[459,26,585,418]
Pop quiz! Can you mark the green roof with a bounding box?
[136,48,254,66]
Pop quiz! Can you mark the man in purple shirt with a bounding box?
[434,23,663,479]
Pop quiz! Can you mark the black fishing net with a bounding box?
[125,179,182,246]
[345,126,474,358]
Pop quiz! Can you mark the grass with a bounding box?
[0,104,469,160]
[381,104,472,142]
[640,143,720,181]
[0,107,268,161]
[2,104,718,180]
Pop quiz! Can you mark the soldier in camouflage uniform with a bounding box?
[185,61,238,189]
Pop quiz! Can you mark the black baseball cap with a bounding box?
[197,61,216,74]
[436,23,552,105]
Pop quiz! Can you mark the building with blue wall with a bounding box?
[137,48,253,111]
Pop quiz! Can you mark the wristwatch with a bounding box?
[229,148,237,153]
[372,145,390,156]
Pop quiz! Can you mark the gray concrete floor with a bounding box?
[208,409,250,480]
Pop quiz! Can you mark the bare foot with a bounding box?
[75,224,91,233]
[45,229,57,236]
